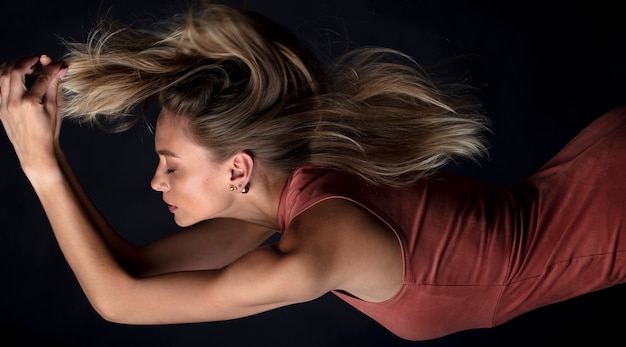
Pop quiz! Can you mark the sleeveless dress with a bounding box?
[276,105,626,341]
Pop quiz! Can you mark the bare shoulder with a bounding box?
[279,198,403,302]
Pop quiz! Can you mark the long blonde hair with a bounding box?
[61,3,489,187]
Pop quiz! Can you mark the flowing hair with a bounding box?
[61,2,489,187]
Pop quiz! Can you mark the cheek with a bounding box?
[174,170,232,218]
[177,178,204,201]
[186,176,226,207]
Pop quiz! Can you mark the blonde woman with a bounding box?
[1,3,625,342]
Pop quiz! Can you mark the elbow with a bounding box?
[83,279,139,325]
[89,295,131,324]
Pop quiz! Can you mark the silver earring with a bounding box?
[241,183,250,194]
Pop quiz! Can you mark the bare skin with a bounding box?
[0,55,402,325]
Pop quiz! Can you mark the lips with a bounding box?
[164,200,177,213]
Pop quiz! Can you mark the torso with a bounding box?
[276,105,626,340]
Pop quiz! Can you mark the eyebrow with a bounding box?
[156,149,180,158]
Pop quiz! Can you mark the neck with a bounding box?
[231,168,288,230]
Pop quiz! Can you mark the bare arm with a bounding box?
[102,198,402,324]
[134,218,276,276]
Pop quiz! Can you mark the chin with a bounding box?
[173,215,196,228]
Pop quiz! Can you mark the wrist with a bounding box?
[22,156,64,185]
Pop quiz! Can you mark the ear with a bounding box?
[229,151,254,190]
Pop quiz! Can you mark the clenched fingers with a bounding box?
[0,55,66,112]
[0,55,67,172]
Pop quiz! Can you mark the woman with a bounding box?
[1,3,625,342]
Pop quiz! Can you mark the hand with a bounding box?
[0,55,67,174]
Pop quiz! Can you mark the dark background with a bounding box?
[1,1,625,346]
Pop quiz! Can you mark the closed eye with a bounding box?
[166,169,175,174]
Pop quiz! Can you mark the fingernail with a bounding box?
[58,67,68,79]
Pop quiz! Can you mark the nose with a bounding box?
[151,167,169,192]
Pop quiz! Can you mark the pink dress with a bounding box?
[277,105,626,341]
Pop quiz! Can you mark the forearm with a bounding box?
[136,218,276,277]
[25,163,134,310]
[54,143,141,272]
[2,56,148,316]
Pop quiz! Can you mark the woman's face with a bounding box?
[151,109,235,227]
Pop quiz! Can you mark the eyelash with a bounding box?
[165,169,175,175]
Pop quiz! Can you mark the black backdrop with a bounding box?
[1,1,625,346]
